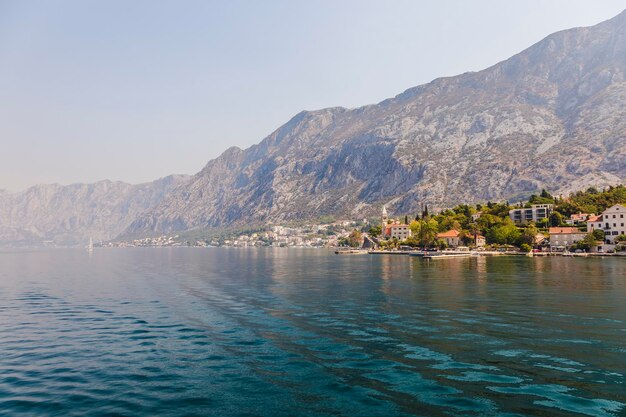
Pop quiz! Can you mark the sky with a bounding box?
[1,0,624,191]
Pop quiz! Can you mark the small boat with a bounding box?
[335,249,368,255]
[423,252,473,259]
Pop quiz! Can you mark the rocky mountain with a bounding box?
[126,10,626,236]
[0,175,188,246]
[2,11,625,245]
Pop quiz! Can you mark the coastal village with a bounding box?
[106,185,626,255]
[357,186,626,256]
[105,222,365,249]
[359,201,626,256]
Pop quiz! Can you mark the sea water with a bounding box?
[0,248,624,416]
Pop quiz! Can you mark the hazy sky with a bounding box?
[1,0,624,191]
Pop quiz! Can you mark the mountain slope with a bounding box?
[0,175,188,246]
[126,11,626,236]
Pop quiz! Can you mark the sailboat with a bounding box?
[88,237,94,253]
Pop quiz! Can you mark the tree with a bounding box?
[572,232,600,251]
[522,224,539,246]
[404,215,409,225]
[520,243,532,253]
[453,204,474,218]
[422,205,429,218]
[487,223,521,246]
[368,225,382,238]
[549,212,564,227]
[466,222,481,246]
[438,216,462,233]
[348,230,363,248]
[409,218,439,248]
[557,185,625,215]
[476,213,502,230]
[536,218,549,229]
[460,230,474,246]
[483,202,512,218]
[592,229,605,241]
[528,189,555,205]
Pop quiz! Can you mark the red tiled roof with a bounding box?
[437,230,460,238]
[587,214,601,222]
[549,227,584,234]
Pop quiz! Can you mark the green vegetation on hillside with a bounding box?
[554,186,626,216]
[378,185,625,249]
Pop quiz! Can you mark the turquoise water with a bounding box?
[0,248,625,416]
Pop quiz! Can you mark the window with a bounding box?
[612,231,619,236]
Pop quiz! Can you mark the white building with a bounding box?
[587,204,626,245]
[509,204,554,224]
[381,205,412,240]
[389,224,411,240]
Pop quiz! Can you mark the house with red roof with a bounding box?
[437,230,460,248]
[548,227,586,250]
[565,213,593,225]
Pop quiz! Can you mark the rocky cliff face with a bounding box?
[126,11,626,235]
[0,175,188,246]
[3,11,625,245]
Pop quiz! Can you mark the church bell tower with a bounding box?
[381,205,388,232]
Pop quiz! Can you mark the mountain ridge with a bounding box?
[125,9,625,236]
[2,10,625,245]
[0,175,189,246]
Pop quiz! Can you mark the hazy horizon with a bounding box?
[1,0,625,192]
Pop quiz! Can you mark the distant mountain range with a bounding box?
[2,10,625,246]
[0,176,188,246]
